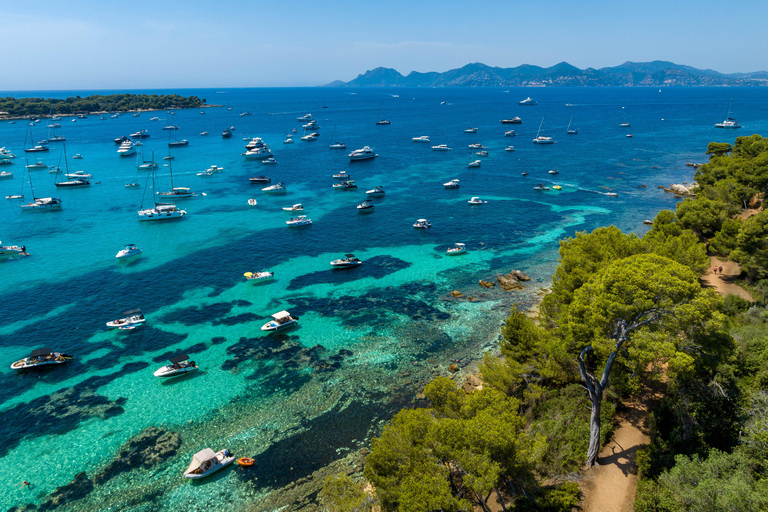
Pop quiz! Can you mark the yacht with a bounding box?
[446,243,466,255]
[239,111,252,116]
[444,179,460,188]
[505,146,516,152]
[205,165,224,173]
[567,116,579,134]
[330,254,363,268]
[332,172,350,179]
[619,122,630,128]
[468,197,484,205]
[106,308,146,328]
[715,100,741,129]
[282,203,304,211]
[158,187,193,199]
[501,117,522,124]
[366,186,385,196]
[138,203,187,221]
[412,135,431,143]
[261,310,299,331]
[200,131,208,136]
[154,353,198,378]
[262,182,286,193]
[302,120,320,130]
[114,135,130,144]
[24,145,49,153]
[242,147,273,160]
[197,170,213,176]
[244,269,274,282]
[168,139,189,148]
[476,150,489,156]
[73,154,84,159]
[296,114,313,121]
[20,196,62,211]
[329,141,346,149]
[286,215,312,226]
[48,135,66,142]
[0,241,25,257]
[519,97,538,106]
[348,146,377,160]
[332,180,357,189]
[468,160,481,168]
[468,143,485,149]
[0,147,16,159]
[505,130,516,137]
[432,144,452,151]
[55,177,90,188]
[532,117,555,144]
[0,159,13,167]
[184,449,235,479]
[548,168,559,175]
[117,140,136,156]
[464,127,478,133]
[300,133,318,141]
[357,200,375,211]
[162,125,179,130]
[413,218,431,228]
[245,137,267,150]
[150,116,160,121]
[125,182,140,188]
[375,119,391,125]
[11,348,72,371]
[116,244,142,259]
[222,128,233,138]
[262,157,277,165]
[249,175,270,184]
[130,130,150,139]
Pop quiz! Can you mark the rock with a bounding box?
[497,272,525,291]
[462,374,483,393]
[511,270,530,281]
[39,472,94,511]
[450,290,464,298]
[479,280,495,288]
[448,363,459,373]
[415,392,426,400]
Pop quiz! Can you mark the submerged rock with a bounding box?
[497,272,525,291]
[94,427,181,484]
[511,270,530,281]
[39,472,94,511]
[450,290,464,298]
[479,280,495,288]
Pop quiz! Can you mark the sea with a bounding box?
[1,86,766,511]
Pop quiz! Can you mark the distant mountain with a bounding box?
[326,61,768,87]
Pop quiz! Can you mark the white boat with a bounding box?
[5,194,23,199]
[468,197,484,204]
[117,140,136,156]
[476,151,489,156]
[247,198,257,206]
[329,142,346,149]
[168,139,189,148]
[468,160,481,168]
[549,168,559,175]
[366,186,385,196]
[19,168,62,211]
[138,202,186,221]
[606,191,618,197]
[533,184,550,190]
[444,179,460,188]
[505,130,516,137]
[25,161,47,170]
[65,171,92,178]
[0,171,12,179]
[261,310,299,331]
[126,182,140,188]
[519,97,538,106]
[130,129,150,139]
[468,143,485,149]
[245,137,267,150]
[296,114,313,121]
[505,146,516,152]
[715,100,741,129]
[432,144,452,151]
[240,111,252,117]
[332,180,357,189]
[106,308,146,328]
[262,183,286,193]
[242,148,273,160]
[0,147,16,159]
[464,127,478,133]
[206,165,224,173]
[348,146,377,160]
[282,203,304,211]
[197,170,213,176]
[150,116,160,121]
[244,269,274,282]
[300,133,318,141]
[333,172,350,179]
[619,122,630,128]
[262,157,277,165]
[116,243,142,259]
[284,137,295,144]
[153,353,198,378]
[412,135,431,143]
[357,200,375,211]
[330,254,362,268]
[532,116,555,144]
[249,175,270,184]
[11,348,72,370]
[0,241,25,257]
[184,449,235,479]
[286,215,312,226]
[567,116,579,134]
[446,242,466,255]
[302,120,320,130]
[413,218,431,228]
[501,117,522,124]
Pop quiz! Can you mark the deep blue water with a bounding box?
[1,86,766,511]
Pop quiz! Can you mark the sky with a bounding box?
[1,0,767,90]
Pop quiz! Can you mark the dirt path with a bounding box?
[700,256,753,302]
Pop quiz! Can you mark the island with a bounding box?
[0,93,207,118]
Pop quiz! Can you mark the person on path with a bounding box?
[719,265,723,274]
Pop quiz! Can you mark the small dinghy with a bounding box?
[184,448,235,479]
[248,198,258,206]
[153,352,198,378]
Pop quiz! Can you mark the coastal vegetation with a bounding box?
[322,134,767,511]
[0,93,205,117]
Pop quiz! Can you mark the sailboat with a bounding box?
[464,105,477,133]
[532,116,555,144]
[715,99,741,129]
[54,144,91,188]
[619,107,630,128]
[20,161,62,211]
[168,126,189,147]
[137,150,158,171]
[46,107,66,142]
[156,158,194,199]
[329,125,346,149]
[567,116,578,134]
[23,124,49,153]
[375,101,390,125]
[137,166,187,221]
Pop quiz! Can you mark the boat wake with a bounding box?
[539,178,618,196]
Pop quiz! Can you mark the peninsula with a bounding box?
[0,93,206,118]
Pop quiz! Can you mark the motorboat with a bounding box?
[348,146,377,160]
[0,241,25,257]
[130,130,150,139]
[262,157,277,165]
[626,134,633,138]
[468,143,485,149]
[366,186,385,196]
[73,154,84,159]
[443,179,460,189]
[242,147,273,160]
[25,161,47,170]
[48,123,61,128]
[468,160,481,168]
[533,184,550,190]
[284,137,295,144]
[357,200,375,211]
[501,117,522,124]
[332,180,357,189]
[282,203,304,211]
[76,114,88,119]
[20,197,62,211]
[5,194,23,199]
[222,128,233,138]
[117,140,136,156]
[11,348,72,370]
[329,142,346,149]
[184,449,235,479]
[126,182,140,188]
[476,151,489,156]
[0,171,12,178]
[116,243,142,259]
[505,146,516,152]
[249,175,270,184]
[162,125,179,130]
[137,161,158,171]
[413,218,431,228]
[432,144,452,151]
[106,308,146,328]
[197,170,213,176]
[24,145,50,153]
[150,116,160,121]
[0,159,13,166]
[262,182,286,193]
[200,131,208,136]
[247,198,257,206]
[154,353,198,378]
[244,269,274,282]
[606,191,618,197]
[332,172,350,179]
[286,215,312,226]
[446,243,466,255]
[48,135,66,142]
[464,127,478,133]
[330,254,362,268]
[412,136,431,143]
[548,168,559,175]
[375,119,391,125]
[163,155,174,160]
[137,203,187,221]
[239,111,252,117]
[302,120,320,130]
[505,130,516,137]
[519,97,538,106]
[168,139,189,148]
[114,135,130,144]
[300,133,318,141]
[619,122,630,128]
[245,137,267,150]
[296,114,313,121]
[261,310,299,331]
[205,165,224,173]
[567,116,579,134]
[521,171,529,176]
[0,147,16,159]
[55,177,90,188]
[468,197,484,204]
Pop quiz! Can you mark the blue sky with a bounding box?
[1,0,766,89]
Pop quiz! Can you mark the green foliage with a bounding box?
[731,210,768,281]
[0,93,205,117]
[709,218,743,255]
[515,481,581,512]
[321,474,375,512]
[722,294,752,316]
[675,196,727,238]
[705,142,732,158]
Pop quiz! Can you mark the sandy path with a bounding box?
[700,256,753,302]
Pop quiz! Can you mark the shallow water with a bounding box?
[1,86,766,511]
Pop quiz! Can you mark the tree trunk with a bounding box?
[494,486,508,512]
[585,392,602,467]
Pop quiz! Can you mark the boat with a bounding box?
[197,170,213,176]
[125,182,140,188]
[137,150,159,171]
[375,119,391,125]
[150,116,160,121]
[284,134,294,144]
[620,122,631,128]
[5,194,23,199]
[114,135,130,144]
[300,133,318,141]
[413,218,431,228]
[715,100,742,129]
[626,134,633,138]
[567,116,578,134]
[552,185,562,190]
[116,244,142,259]
[244,269,274,282]
[222,128,233,138]
[138,167,187,221]
[468,144,485,149]
[19,166,62,211]
[157,159,194,199]
[242,147,273,160]
[505,146,516,152]
[468,197,484,204]
[262,157,277,165]
[303,120,320,130]
[130,129,150,139]
[375,102,390,125]
[533,184,550,190]
[501,117,522,124]
[357,200,375,211]
[162,125,179,130]
[73,154,83,159]
[0,147,16,159]
[168,139,189,148]
[532,117,555,144]
[296,114,313,121]
[0,159,13,167]
[366,186,385,196]
[332,172,350,179]
[286,215,312,226]
[153,353,198,378]
[521,170,528,176]
[205,165,224,173]
[24,145,49,153]
[332,180,357,189]
[25,161,47,170]
[476,151,489,156]
[245,138,268,150]
[48,123,61,128]
[262,182,286,193]
[240,111,252,117]
[446,242,466,255]
[432,144,452,151]
[0,171,12,179]
[519,97,538,106]
[54,145,91,188]
[282,203,304,211]
[606,191,618,197]
[11,348,72,370]
[184,449,235,479]
[106,308,146,328]
[0,241,26,257]
[464,127,478,133]
[443,179,460,188]
[548,168,559,175]
[348,146,377,161]
[330,254,362,268]
[249,175,270,184]
[261,310,299,331]
[412,136,431,143]
[329,126,345,149]
[468,160,481,168]
[505,130,517,137]
[48,135,65,142]
[247,198,257,206]
[117,140,136,156]
[200,131,208,136]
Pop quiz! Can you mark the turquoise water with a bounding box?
[1,86,767,511]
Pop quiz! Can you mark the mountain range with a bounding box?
[326,61,768,87]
